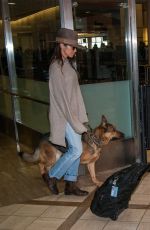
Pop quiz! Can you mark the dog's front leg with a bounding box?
[87,162,102,187]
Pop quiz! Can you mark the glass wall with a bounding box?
[135,0,149,84]
[71,0,133,136]
[72,0,141,160]
[0,0,60,133]
[73,0,128,83]
[135,0,150,161]
[0,0,142,162]
[10,0,60,81]
[0,0,135,136]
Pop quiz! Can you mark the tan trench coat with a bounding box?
[49,59,88,147]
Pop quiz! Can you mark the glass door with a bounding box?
[72,0,142,165]
[0,0,61,150]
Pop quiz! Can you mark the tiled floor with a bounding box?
[1,133,150,230]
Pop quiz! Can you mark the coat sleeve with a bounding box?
[49,64,87,134]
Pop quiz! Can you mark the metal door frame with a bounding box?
[126,0,144,162]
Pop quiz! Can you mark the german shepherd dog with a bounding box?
[20,115,124,186]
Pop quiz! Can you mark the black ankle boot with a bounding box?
[42,173,49,183]
[64,181,89,196]
[47,176,59,195]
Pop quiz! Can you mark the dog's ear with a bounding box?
[101,115,107,126]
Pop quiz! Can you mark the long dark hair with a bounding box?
[50,43,76,70]
[50,43,63,66]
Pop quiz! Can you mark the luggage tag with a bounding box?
[111,186,118,197]
[111,178,119,197]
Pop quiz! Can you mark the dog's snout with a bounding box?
[110,131,125,141]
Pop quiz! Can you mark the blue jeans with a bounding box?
[48,123,82,182]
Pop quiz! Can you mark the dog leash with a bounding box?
[85,131,103,148]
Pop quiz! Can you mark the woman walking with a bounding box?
[48,28,88,196]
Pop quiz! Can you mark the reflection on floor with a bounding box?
[0,133,50,206]
[1,133,150,230]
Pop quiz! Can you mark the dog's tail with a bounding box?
[19,148,40,163]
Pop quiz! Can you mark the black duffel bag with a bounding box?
[90,163,149,220]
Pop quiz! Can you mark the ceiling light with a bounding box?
[72,1,78,8]
[119,3,128,8]
[8,2,16,5]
